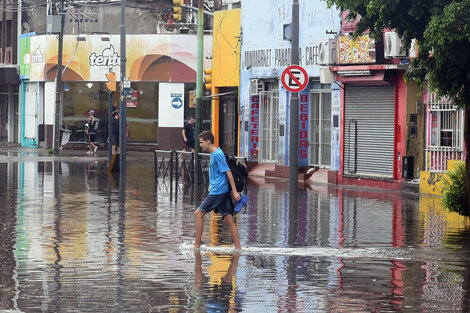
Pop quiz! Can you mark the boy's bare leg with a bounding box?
[194,209,205,249]
[223,214,242,250]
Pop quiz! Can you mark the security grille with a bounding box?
[425,90,464,172]
[259,91,279,163]
[344,86,395,178]
[309,90,332,167]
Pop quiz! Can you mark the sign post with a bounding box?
[282,63,307,197]
[288,0,300,243]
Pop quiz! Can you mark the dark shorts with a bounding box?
[198,192,234,218]
[110,134,119,145]
[187,139,195,149]
[88,133,96,143]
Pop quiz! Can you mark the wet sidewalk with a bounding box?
[0,147,469,312]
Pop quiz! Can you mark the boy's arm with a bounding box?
[226,171,241,201]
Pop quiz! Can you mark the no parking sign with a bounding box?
[281,65,308,93]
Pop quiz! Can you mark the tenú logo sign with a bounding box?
[89,44,120,67]
[31,48,45,64]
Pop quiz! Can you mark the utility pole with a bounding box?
[119,0,127,203]
[289,0,300,196]
[194,0,204,200]
[54,0,65,154]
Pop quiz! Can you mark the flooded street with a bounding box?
[1,150,470,312]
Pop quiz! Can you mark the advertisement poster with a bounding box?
[336,34,376,64]
[125,89,138,108]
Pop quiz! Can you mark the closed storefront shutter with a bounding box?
[344,86,395,178]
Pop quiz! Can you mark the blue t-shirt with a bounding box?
[209,148,230,195]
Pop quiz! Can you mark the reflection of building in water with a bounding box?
[0,162,17,309]
[417,196,468,311]
[207,253,240,312]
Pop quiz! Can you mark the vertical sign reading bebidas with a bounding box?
[298,90,309,166]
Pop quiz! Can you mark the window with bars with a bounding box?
[425,90,464,172]
[259,90,279,163]
[427,95,463,149]
[309,90,332,167]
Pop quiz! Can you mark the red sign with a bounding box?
[281,65,308,93]
[126,90,138,108]
[249,95,260,157]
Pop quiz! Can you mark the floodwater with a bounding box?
[1,151,470,312]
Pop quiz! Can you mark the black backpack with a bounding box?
[92,117,99,130]
[225,154,248,193]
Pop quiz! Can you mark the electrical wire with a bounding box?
[213,10,240,84]
[62,19,81,76]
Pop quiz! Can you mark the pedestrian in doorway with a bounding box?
[182,116,195,152]
[194,131,242,251]
[86,110,98,155]
[109,110,129,154]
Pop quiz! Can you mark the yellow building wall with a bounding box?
[212,9,241,87]
[419,160,464,196]
[211,9,241,146]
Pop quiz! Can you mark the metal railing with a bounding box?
[154,149,247,189]
[425,146,464,173]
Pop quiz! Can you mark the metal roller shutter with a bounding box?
[344,86,395,178]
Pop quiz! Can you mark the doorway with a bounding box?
[309,90,332,167]
[219,93,238,156]
[0,95,8,141]
[259,90,279,163]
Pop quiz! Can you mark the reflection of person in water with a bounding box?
[86,160,97,186]
[193,251,241,312]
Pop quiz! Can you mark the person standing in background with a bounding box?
[86,110,98,155]
[110,111,120,154]
[182,116,195,152]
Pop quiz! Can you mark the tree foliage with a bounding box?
[326,0,470,213]
[325,0,470,105]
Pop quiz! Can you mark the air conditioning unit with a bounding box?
[384,32,406,58]
[317,38,336,65]
[250,79,263,95]
[4,47,12,64]
[320,68,335,84]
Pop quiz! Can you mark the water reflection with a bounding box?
[193,251,240,312]
[0,157,469,312]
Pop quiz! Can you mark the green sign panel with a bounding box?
[19,32,35,79]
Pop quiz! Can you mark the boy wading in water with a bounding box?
[194,131,242,251]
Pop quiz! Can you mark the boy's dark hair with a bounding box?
[188,116,194,120]
[198,131,214,144]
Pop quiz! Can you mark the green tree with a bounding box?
[326,0,470,214]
